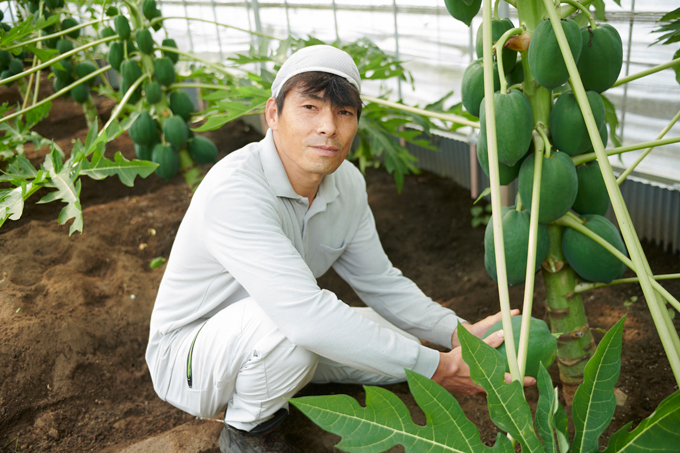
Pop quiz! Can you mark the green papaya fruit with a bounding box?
[135,142,155,161]
[518,150,578,224]
[129,111,160,146]
[125,39,137,54]
[161,39,179,64]
[121,60,142,83]
[549,90,605,156]
[0,50,11,67]
[484,207,550,286]
[444,0,482,27]
[475,18,518,74]
[136,29,154,55]
[562,214,627,283]
[52,76,70,96]
[152,143,180,181]
[482,316,557,378]
[61,18,79,38]
[75,61,97,84]
[461,59,500,118]
[572,162,610,216]
[151,9,163,31]
[8,58,24,75]
[52,58,73,82]
[577,24,623,93]
[100,26,116,39]
[144,81,163,104]
[114,15,131,40]
[476,133,525,185]
[154,57,176,87]
[188,135,218,164]
[479,90,533,167]
[70,83,89,103]
[528,19,582,90]
[505,58,524,86]
[163,115,189,150]
[169,90,195,121]
[105,6,118,16]
[0,69,13,86]
[45,0,59,9]
[107,42,124,71]
[142,0,159,20]
[121,78,142,104]
[56,38,73,54]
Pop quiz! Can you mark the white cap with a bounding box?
[271,45,361,97]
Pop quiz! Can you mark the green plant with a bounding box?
[290,317,680,452]
[470,202,492,228]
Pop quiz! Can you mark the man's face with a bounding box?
[265,85,359,180]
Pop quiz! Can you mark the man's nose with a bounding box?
[316,108,337,136]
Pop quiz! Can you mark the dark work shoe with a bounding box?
[219,409,297,453]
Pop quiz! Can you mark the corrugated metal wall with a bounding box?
[406,133,680,254]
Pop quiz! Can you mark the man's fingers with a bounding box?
[482,328,505,348]
[503,373,537,387]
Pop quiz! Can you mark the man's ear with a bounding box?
[264,97,279,131]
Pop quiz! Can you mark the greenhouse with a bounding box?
[1,0,679,451]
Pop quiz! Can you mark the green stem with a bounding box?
[559,0,597,29]
[361,95,480,128]
[0,35,118,87]
[178,148,203,189]
[1,66,112,125]
[613,58,680,88]
[517,131,545,381]
[572,136,680,166]
[156,46,235,77]
[616,109,680,184]
[559,0,596,18]
[3,18,106,51]
[494,0,501,20]
[537,121,552,159]
[152,16,277,41]
[495,27,525,93]
[100,72,150,137]
[575,273,680,293]
[542,0,680,387]
[482,0,520,382]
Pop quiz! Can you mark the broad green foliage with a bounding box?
[291,316,680,453]
[0,121,157,235]
[571,316,625,453]
[291,369,513,453]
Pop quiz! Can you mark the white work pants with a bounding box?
[163,297,420,431]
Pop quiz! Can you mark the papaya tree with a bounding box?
[287,0,680,450]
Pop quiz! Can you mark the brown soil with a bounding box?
[1,77,679,453]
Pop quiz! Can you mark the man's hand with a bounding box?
[431,309,535,396]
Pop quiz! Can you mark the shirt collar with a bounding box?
[260,129,341,206]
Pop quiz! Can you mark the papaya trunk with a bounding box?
[542,224,595,403]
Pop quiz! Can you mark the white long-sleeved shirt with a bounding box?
[146,130,463,399]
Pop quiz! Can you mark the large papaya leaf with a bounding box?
[458,326,545,453]
[80,150,158,187]
[571,316,626,453]
[603,389,680,452]
[535,364,559,453]
[289,369,513,453]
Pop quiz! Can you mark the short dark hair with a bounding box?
[275,71,363,120]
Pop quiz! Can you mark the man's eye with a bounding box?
[303,105,315,110]
[339,110,354,116]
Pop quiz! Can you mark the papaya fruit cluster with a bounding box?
[102,0,218,181]
[451,10,628,287]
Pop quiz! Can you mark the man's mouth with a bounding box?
[310,144,340,155]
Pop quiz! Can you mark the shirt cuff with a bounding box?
[412,345,443,379]
[432,313,467,349]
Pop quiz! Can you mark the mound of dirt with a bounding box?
[1,77,678,452]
